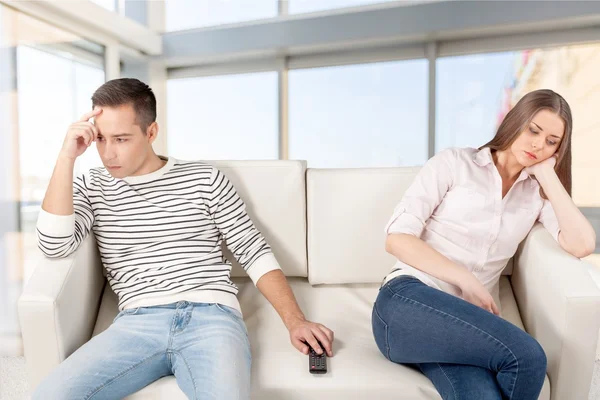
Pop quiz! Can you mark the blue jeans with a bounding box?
[372,276,547,400]
[33,301,251,400]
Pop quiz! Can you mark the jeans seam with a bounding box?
[436,363,458,400]
[85,351,165,400]
[372,304,391,360]
[167,312,178,369]
[172,350,198,400]
[385,287,519,398]
[175,307,192,334]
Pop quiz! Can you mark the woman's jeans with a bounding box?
[32,301,251,400]
[372,276,547,400]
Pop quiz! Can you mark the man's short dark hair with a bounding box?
[91,78,156,132]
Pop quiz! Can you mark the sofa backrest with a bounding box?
[208,161,513,283]
[307,167,421,284]
[210,160,308,278]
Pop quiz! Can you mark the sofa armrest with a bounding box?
[17,234,105,390]
[511,223,600,400]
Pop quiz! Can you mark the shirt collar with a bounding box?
[473,147,494,167]
[473,147,531,182]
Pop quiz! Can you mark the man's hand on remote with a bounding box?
[287,317,334,357]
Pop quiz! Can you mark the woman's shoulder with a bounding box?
[431,147,480,165]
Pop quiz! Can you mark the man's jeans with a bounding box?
[33,301,251,400]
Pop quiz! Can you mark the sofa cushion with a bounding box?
[307,168,418,285]
[94,277,549,399]
[213,160,308,278]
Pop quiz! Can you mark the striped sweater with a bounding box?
[36,157,281,312]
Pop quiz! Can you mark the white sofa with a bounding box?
[18,160,600,400]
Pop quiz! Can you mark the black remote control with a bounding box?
[307,341,327,374]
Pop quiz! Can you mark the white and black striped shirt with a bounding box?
[36,157,281,312]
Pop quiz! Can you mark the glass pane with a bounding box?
[165,0,277,31]
[167,72,278,160]
[290,0,400,14]
[17,47,104,230]
[435,51,517,152]
[289,60,428,167]
[0,4,105,353]
[90,0,116,12]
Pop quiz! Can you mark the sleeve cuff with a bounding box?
[385,207,425,237]
[552,228,561,243]
[246,252,282,285]
[37,209,75,236]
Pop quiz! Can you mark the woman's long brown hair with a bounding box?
[479,89,572,198]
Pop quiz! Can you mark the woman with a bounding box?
[372,89,596,400]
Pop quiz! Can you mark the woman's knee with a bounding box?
[510,334,547,377]
[525,337,547,372]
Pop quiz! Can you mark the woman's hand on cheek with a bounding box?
[525,155,557,176]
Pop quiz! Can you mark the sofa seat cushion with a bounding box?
[93,277,549,399]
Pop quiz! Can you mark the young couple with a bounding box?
[34,79,594,400]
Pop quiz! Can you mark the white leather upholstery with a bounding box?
[211,160,308,278]
[512,224,600,400]
[18,162,598,399]
[18,234,105,389]
[87,277,550,399]
[307,168,420,284]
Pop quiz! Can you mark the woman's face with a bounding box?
[510,109,565,168]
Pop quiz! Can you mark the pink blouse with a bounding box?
[384,147,561,309]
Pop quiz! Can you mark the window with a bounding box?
[165,0,277,31]
[17,48,104,199]
[0,5,105,353]
[289,0,400,14]
[90,0,117,12]
[289,60,428,167]
[435,51,517,152]
[167,72,279,160]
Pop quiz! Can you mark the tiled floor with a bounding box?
[0,356,28,400]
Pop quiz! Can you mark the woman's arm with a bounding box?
[385,234,500,315]
[528,160,596,258]
[384,148,500,314]
[385,233,500,315]
[386,234,470,288]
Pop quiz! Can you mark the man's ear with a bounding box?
[146,122,159,144]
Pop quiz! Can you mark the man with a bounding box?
[33,78,334,399]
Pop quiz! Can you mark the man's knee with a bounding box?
[32,374,91,400]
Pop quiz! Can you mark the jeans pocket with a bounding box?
[372,304,390,361]
[213,304,249,343]
[214,303,244,321]
[385,275,421,295]
[113,307,140,323]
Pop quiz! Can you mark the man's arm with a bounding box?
[37,109,100,258]
[42,108,100,214]
[206,168,334,356]
[256,270,334,356]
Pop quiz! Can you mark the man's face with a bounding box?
[93,104,154,178]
